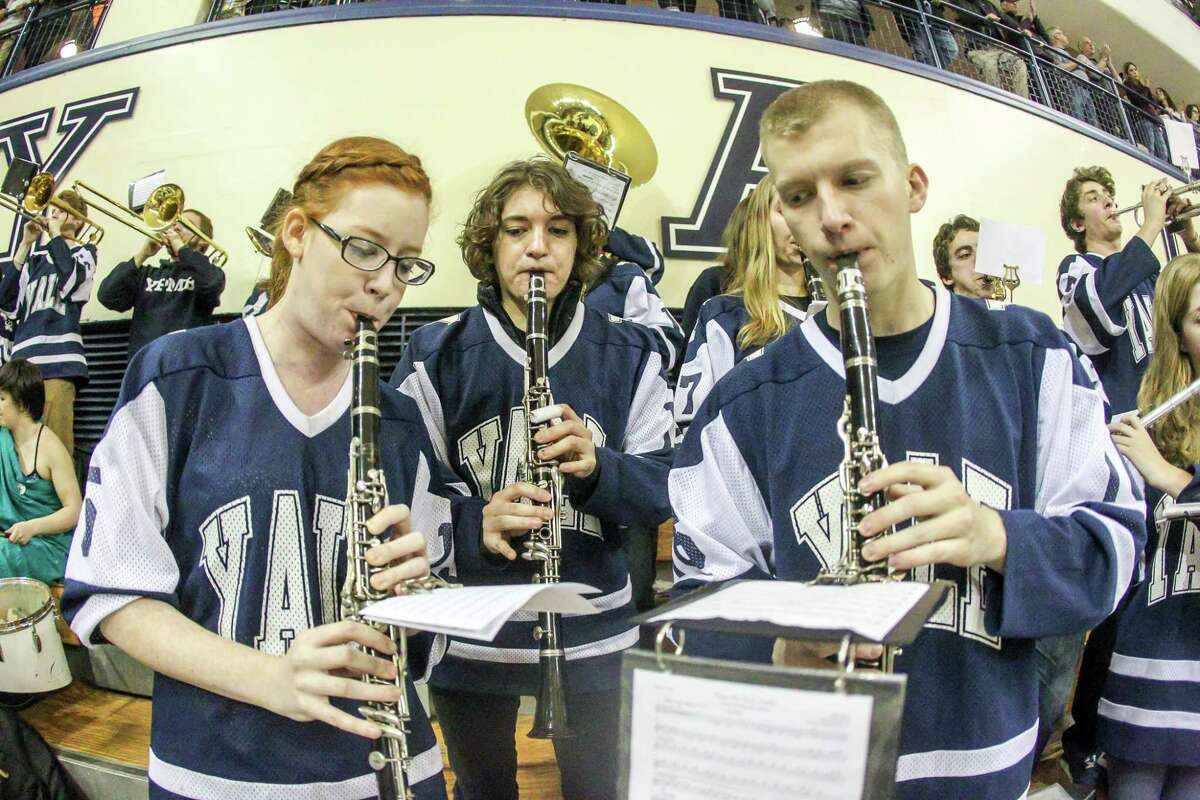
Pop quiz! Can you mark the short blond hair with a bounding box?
[759,80,908,166]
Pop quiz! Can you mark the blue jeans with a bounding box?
[1035,633,1086,756]
[1135,116,1170,160]
[1069,84,1099,127]
[911,26,959,68]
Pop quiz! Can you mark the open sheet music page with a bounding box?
[362,583,599,641]
[646,581,930,643]
[628,668,873,799]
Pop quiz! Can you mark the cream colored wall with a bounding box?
[1,14,1182,322]
[92,0,209,49]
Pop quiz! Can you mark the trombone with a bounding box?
[0,171,104,245]
[1115,180,1200,225]
[71,181,229,267]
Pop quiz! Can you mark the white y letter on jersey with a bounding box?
[255,491,315,655]
[198,499,254,641]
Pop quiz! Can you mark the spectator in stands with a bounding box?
[0,359,81,585]
[1154,86,1187,123]
[654,0,771,20]
[995,0,1048,46]
[894,0,959,68]
[1123,62,1170,160]
[1046,27,1099,127]
[96,210,225,359]
[955,0,1031,99]
[1078,36,1118,83]
[813,0,873,47]
[0,0,39,73]
[1187,103,1200,130]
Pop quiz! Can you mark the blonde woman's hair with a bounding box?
[725,176,801,349]
[1137,253,1200,467]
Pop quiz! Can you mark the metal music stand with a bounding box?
[617,580,951,800]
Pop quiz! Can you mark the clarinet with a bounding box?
[340,315,440,799]
[803,256,827,303]
[518,274,574,740]
[813,255,902,671]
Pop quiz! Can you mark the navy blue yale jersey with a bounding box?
[585,228,685,372]
[1057,238,1159,415]
[391,284,674,694]
[671,284,1145,800]
[0,237,96,382]
[1098,468,1200,767]
[61,317,458,800]
[674,293,812,428]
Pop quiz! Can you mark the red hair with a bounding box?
[264,136,432,308]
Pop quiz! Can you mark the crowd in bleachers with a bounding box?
[3,0,1196,172]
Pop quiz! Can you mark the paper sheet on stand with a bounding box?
[628,668,873,799]
[645,581,930,642]
[362,582,599,641]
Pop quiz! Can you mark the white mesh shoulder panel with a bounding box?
[1036,347,1139,611]
[669,411,774,585]
[65,380,176,645]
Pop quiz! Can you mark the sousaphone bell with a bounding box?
[525,83,658,186]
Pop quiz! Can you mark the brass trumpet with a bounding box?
[0,172,104,245]
[1115,180,1200,225]
[72,181,228,267]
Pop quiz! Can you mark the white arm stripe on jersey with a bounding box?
[674,316,735,427]
[622,275,682,369]
[396,361,451,467]
[624,351,675,454]
[65,380,176,646]
[1035,348,1138,611]
[669,411,773,585]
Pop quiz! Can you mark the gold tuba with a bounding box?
[525,83,658,186]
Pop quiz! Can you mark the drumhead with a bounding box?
[0,577,54,632]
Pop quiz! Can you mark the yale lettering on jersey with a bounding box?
[789,453,1012,650]
[1148,499,1200,606]
[198,492,346,655]
[457,406,607,539]
[22,275,67,317]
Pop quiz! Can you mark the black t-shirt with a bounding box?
[96,247,226,358]
[812,303,935,381]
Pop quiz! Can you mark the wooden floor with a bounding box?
[21,681,565,799]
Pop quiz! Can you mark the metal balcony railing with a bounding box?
[0,0,109,79]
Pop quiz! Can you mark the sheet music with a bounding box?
[362,582,599,641]
[977,217,1046,283]
[645,581,930,643]
[564,156,629,227]
[628,668,873,799]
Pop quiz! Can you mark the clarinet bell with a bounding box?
[528,651,574,740]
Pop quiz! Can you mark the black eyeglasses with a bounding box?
[312,219,435,286]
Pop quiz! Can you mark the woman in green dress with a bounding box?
[0,359,81,584]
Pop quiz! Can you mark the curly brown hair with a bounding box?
[1060,166,1115,255]
[458,158,608,288]
[932,214,979,286]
